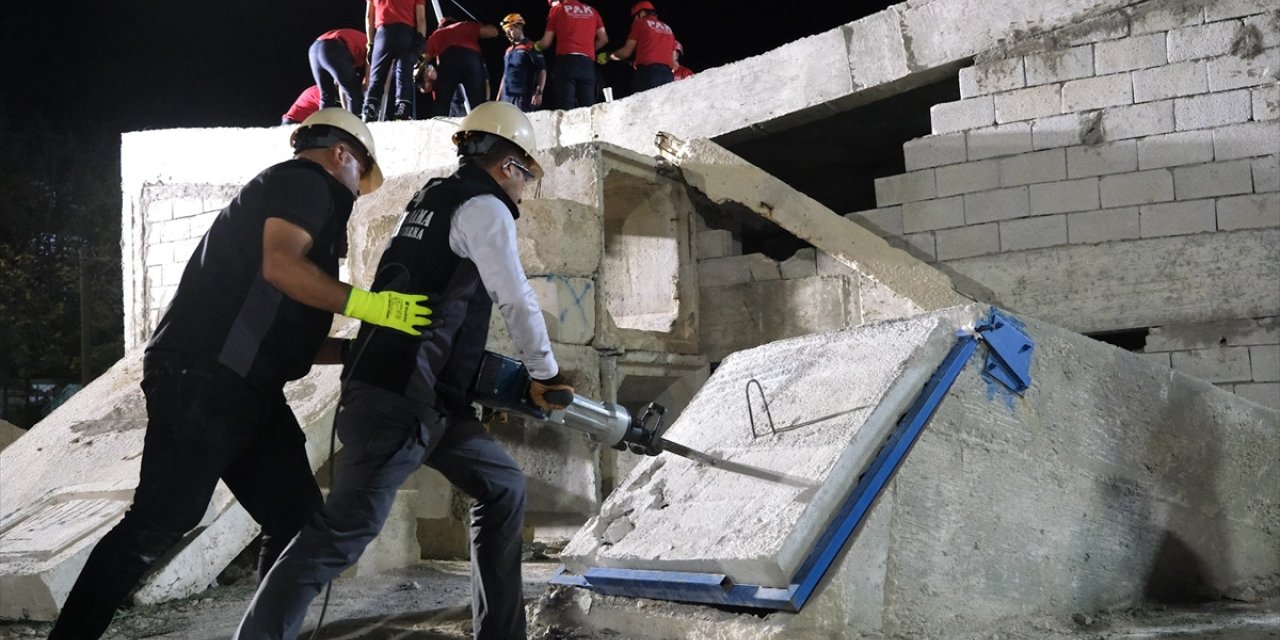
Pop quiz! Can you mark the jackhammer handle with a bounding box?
[543,389,576,408]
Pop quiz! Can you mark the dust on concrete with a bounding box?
[2,564,1276,639]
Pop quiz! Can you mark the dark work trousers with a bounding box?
[631,63,674,94]
[309,38,365,116]
[49,351,322,640]
[434,47,489,117]
[366,23,420,119]
[551,54,596,110]
[234,382,528,640]
[500,92,534,112]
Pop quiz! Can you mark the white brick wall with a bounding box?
[697,229,741,259]
[1204,0,1269,21]
[1130,2,1203,35]
[1032,113,1085,149]
[961,57,1026,98]
[1254,84,1280,120]
[1252,344,1280,382]
[1170,346,1253,382]
[846,207,904,237]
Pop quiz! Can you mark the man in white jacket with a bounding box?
[235,101,572,640]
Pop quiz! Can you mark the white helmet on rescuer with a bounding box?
[452,102,544,179]
[291,108,385,194]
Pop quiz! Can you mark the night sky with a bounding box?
[2,1,898,136]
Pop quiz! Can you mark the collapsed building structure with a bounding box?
[0,0,1276,636]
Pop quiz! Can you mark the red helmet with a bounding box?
[631,1,655,16]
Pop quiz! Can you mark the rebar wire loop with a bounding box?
[746,378,777,439]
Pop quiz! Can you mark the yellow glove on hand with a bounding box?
[344,288,432,336]
[596,52,609,65]
[530,373,574,411]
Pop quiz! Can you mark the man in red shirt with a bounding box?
[673,40,694,81]
[365,0,428,121]
[601,1,676,94]
[535,0,607,110]
[310,28,369,117]
[425,16,499,117]
[281,85,323,125]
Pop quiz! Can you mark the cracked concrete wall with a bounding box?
[847,0,1279,408]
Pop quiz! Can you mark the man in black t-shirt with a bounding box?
[235,101,573,640]
[50,109,432,640]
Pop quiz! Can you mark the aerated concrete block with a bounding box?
[1100,169,1175,207]
[528,276,597,346]
[1063,72,1135,112]
[937,160,1000,197]
[696,229,741,260]
[780,248,818,280]
[931,97,996,134]
[1173,159,1254,199]
[999,148,1067,186]
[967,122,1033,161]
[1030,178,1102,215]
[1068,140,1140,178]
[994,84,1063,123]
[964,186,1030,224]
[698,277,858,363]
[1252,345,1280,382]
[902,196,965,232]
[1137,130,1215,169]
[699,254,781,288]
[1169,20,1241,61]
[902,133,967,170]
[1133,61,1209,103]
[1095,32,1168,73]
[1025,45,1095,86]
[1172,346,1255,382]
[1139,199,1218,236]
[874,170,937,207]
[1213,121,1280,161]
[936,223,1001,260]
[1217,194,1280,230]
[1102,100,1176,140]
[1255,155,1280,192]
[1207,47,1280,92]
[514,199,603,278]
[1175,89,1254,130]
[1067,206,1141,243]
[1255,84,1280,120]
[1000,214,1068,251]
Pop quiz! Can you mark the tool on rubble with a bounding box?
[471,352,816,488]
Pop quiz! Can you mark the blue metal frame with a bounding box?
[551,314,1032,610]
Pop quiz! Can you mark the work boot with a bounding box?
[391,101,413,121]
[362,100,381,123]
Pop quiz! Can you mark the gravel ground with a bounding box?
[1,563,1275,640]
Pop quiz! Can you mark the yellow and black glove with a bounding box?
[343,288,432,336]
[530,372,574,411]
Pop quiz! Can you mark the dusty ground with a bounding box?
[1,562,1275,639]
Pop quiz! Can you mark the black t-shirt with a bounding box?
[148,159,355,391]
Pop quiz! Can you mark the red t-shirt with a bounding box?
[283,85,322,123]
[546,0,603,57]
[426,20,482,59]
[674,65,694,81]
[628,16,675,68]
[371,0,424,29]
[317,28,369,71]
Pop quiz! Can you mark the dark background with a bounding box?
[2,0,898,132]
[0,1,902,426]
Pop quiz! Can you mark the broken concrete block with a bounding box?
[695,229,741,260]
[779,248,817,279]
[699,254,779,288]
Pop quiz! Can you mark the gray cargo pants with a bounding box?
[234,382,528,640]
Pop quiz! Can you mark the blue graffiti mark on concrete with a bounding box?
[539,275,594,327]
[983,372,1018,413]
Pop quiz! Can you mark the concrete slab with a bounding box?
[560,306,978,586]
[551,305,1280,637]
